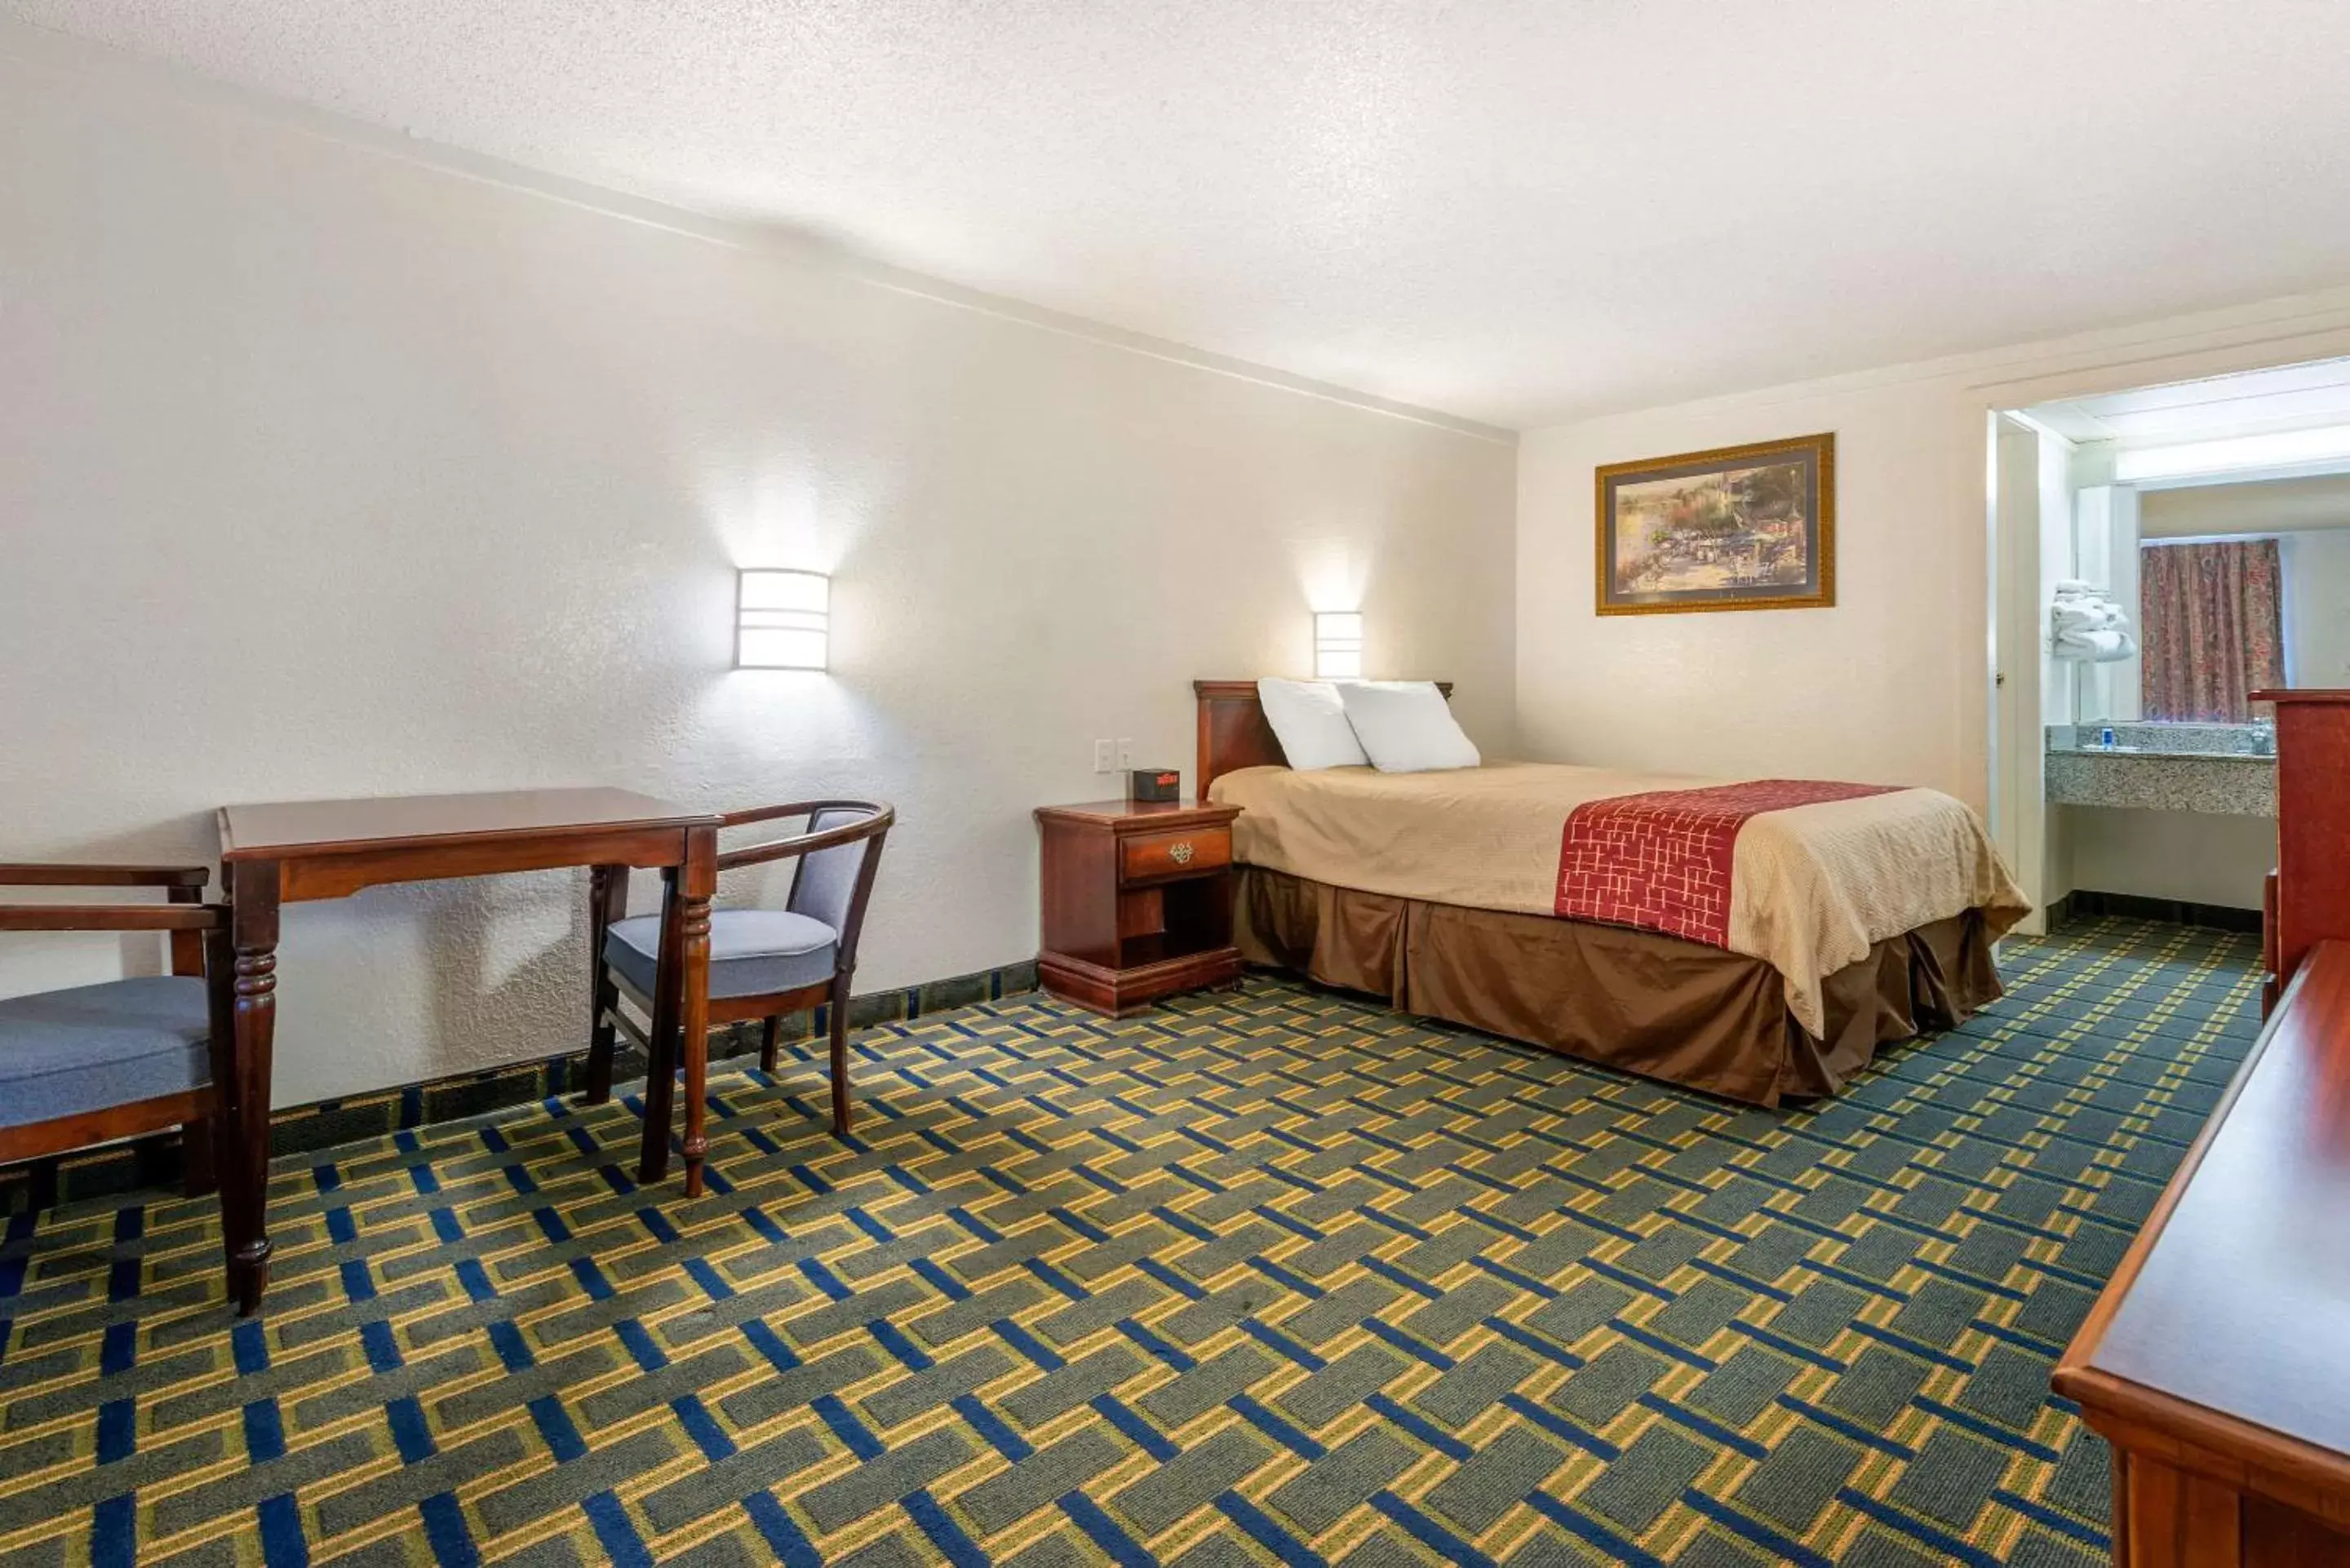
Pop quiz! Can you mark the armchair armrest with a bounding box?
[0,863,210,890]
[715,801,896,872]
[718,800,877,829]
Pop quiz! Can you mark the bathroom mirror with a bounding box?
[2068,472,2350,748]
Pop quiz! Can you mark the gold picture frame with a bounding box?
[1594,432,1835,615]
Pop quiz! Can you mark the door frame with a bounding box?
[1962,321,2350,928]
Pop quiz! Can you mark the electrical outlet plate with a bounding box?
[1115,737,1134,769]
[1093,739,1115,773]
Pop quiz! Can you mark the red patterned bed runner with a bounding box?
[1554,779,1900,947]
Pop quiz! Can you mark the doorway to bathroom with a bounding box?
[1991,356,2350,935]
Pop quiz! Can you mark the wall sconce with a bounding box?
[1314,611,1363,680]
[736,569,829,670]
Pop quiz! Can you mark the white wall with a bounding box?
[2064,807,2273,910]
[1516,282,2350,920]
[2037,435,2078,729]
[1519,382,1983,793]
[2068,484,2142,722]
[2140,472,2350,537]
[0,38,1517,1105]
[2283,528,2350,685]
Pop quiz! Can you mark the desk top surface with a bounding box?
[2080,941,2350,1458]
[219,787,714,861]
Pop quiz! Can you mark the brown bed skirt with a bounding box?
[1232,866,2003,1105]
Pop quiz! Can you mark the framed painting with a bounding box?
[1594,432,1835,615]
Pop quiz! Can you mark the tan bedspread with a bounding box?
[1208,761,2029,1036]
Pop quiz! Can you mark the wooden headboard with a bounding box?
[1193,680,1454,804]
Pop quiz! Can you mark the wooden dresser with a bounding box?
[2055,689,2350,1566]
[2257,689,2350,1013]
[1035,799,1242,1016]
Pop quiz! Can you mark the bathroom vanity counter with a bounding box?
[2046,749,2275,815]
[2046,724,2277,816]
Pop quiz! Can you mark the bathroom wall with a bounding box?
[2063,805,2273,910]
[2064,484,2142,724]
[2281,526,2350,685]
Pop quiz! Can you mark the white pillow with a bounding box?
[1257,678,1370,770]
[1337,681,1481,773]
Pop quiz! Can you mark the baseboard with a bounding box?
[0,957,1038,1214]
[2060,889,2264,934]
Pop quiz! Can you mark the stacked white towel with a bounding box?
[2051,584,2137,662]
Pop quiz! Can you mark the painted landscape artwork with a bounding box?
[1594,432,1834,614]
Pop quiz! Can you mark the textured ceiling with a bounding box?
[14,1,2350,428]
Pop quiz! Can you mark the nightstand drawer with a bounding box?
[1120,826,1230,883]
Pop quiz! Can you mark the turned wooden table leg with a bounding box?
[583,864,629,1104]
[677,825,716,1198]
[223,859,280,1315]
[637,866,683,1184]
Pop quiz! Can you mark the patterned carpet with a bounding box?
[0,918,2260,1567]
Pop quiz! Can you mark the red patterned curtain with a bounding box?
[2139,539,2284,722]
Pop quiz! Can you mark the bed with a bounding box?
[1195,680,2029,1105]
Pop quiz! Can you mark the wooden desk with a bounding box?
[2053,941,2350,1566]
[216,787,721,1313]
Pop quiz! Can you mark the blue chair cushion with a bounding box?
[605,910,839,1003]
[0,976,211,1129]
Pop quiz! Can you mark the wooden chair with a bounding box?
[0,862,231,1226]
[588,801,893,1138]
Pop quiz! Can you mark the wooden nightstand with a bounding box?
[1035,799,1243,1016]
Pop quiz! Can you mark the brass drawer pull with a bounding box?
[1168,841,1195,865]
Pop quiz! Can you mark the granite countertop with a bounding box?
[2047,720,2274,759]
[2045,747,2276,816]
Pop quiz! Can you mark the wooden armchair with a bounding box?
[587,801,893,1150]
[0,863,230,1216]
